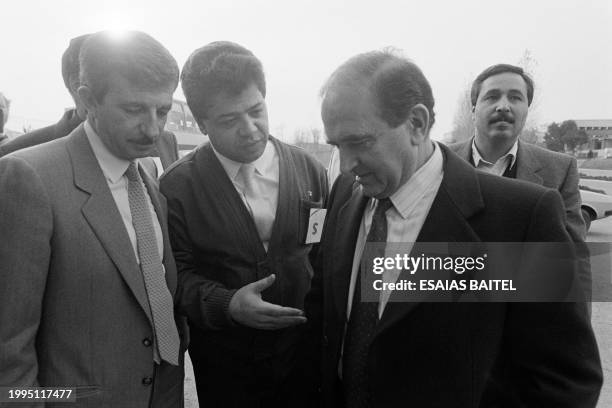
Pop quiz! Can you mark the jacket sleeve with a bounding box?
[0,156,52,389]
[508,189,602,407]
[560,157,587,240]
[558,157,592,300]
[160,178,238,331]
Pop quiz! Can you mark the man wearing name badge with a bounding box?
[0,31,186,407]
[0,34,180,173]
[160,41,328,407]
[305,50,601,407]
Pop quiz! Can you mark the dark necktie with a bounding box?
[343,198,393,408]
[126,162,180,366]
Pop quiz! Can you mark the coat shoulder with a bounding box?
[522,143,574,167]
[275,139,327,174]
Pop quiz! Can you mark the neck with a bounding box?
[474,134,516,163]
[409,140,435,177]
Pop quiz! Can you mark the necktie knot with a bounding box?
[125,162,140,182]
[375,198,393,216]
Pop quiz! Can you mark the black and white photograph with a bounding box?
[0,0,611,407]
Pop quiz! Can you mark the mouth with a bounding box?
[490,117,514,126]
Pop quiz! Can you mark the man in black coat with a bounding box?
[160,41,327,407]
[305,50,601,408]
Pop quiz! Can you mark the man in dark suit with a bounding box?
[0,34,179,171]
[160,41,327,407]
[0,31,186,407]
[305,50,601,407]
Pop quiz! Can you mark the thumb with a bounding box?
[252,274,276,293]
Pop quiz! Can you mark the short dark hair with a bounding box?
[79,30,179,102]
[180,41,266,120]
[471,64,534,107]
[321,49,435,129]
[61,34,90,93]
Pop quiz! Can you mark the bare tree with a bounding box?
[516,49,541,135]
[449,84,474,143]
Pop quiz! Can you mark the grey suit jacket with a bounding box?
[0,125,185,407]
[448,139,586,241]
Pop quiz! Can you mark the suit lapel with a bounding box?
[68,126,153,324]
[375,144,484,336]
[455,139,474,163]
[516,142,544,185]
[331,183,369,321]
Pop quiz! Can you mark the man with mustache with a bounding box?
[0,34,179,174]
[449,64,586,241]
[449,64,591,301]
[0,31,186,407]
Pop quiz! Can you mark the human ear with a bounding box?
[406,104,430,144]
[76,85,96,114]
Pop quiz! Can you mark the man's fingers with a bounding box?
[255,315,308,330]
[258,302,305,317]
[251,274,276,293]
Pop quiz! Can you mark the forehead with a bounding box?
[206,83,265,117]
[103,72,174,105]
[479,72,528,95]
[322,85,383,140]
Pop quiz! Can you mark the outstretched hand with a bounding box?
[228,274,307,330]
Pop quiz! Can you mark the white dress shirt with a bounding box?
[472,138,518,176]
[212,140,279,250]
[84,121,164,263]
[347,142,444,319]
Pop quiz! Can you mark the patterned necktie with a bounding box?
[125,162,180,366]
[343,198,393,408]
[237,163,275,246]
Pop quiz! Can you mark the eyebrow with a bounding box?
[217,102,263,120]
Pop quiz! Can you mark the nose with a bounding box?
[140,111,161,140]
[495,97,511,113]
[238,116,260,139]
[339,148,358,175]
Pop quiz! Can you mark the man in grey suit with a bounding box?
[448,64,591,299]
[449,64,586,241]
[0,34,179,172]
[0,31,186,407]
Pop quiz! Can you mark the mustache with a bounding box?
[489,112,515,124]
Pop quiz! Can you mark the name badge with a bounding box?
[305,208,327,244]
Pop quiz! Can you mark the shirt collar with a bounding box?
[375,141,443,219]
[471,138,518,169]
[84,120,131,183]
[211,139,275,181]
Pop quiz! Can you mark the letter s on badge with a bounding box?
[305,209,327,244]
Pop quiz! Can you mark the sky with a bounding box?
[2,0,611,141]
